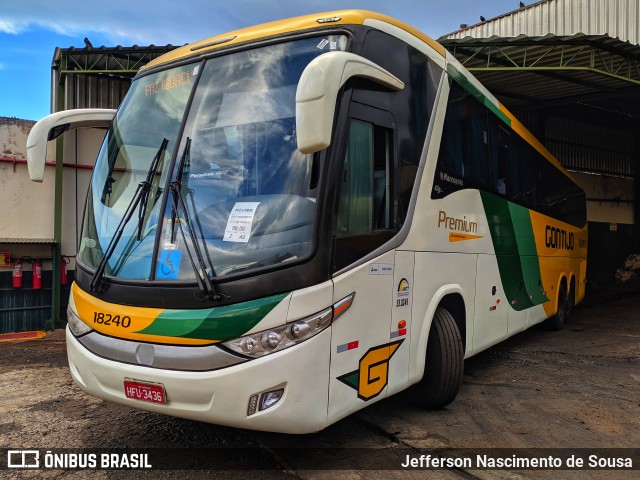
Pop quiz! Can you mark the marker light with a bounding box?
[247,394,259,416]
[222,308,332,359]
[259,389,284,411]
[317,16,341,24]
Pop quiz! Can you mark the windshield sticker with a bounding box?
[144,70,194,96]
[223,202,261,243]
[156,249,182,280]
[316,39,330,50]
[369,263,394,276]
[193,65,200,76]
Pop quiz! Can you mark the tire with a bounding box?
[415,307,464,408]
[547,283,568,331]
[566,280,575,320]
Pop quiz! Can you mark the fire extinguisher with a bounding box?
[60,256,68,286]
[33,259,42,290]
[12,259,23,288]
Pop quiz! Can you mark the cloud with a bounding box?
[0,0,452,46]
[0,0,503,47]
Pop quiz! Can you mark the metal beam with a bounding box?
[512,85,640,112]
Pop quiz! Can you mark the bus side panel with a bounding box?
[529,211,588,318]
[409,252,476,385]
[473,254,508,353]
[327,251,396,425]
[387,250,414,396]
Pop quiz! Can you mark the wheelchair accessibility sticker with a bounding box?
[156,250,182,279]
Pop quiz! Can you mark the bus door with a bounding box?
[328,105,408,422]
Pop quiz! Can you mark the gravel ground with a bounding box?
[1,291,638,479]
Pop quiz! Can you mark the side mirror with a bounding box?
[295,51,404,154]
[27,108,116,182]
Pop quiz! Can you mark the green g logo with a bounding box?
[337,340,404,401]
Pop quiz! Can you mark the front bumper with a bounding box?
[66,326,331,433]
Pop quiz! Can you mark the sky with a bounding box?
[0,0,519,121]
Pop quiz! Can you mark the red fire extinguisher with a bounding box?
[33,259,42,290]
[60,256,68,285]
[12,259,23,288]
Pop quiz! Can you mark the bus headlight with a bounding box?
[222,307,332,358]
[67,306,94,337]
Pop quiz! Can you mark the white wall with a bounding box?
[0,117,104,272]
[572,172,635,225]
[61,129,105,269]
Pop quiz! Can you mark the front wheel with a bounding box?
[415,307,464,408]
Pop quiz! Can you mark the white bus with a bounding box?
[27,10,587,433]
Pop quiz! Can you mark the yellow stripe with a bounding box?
[142,10,446,71]
[72,283,214,346]
[0,330,45,342]
[498,103,578,182]
[528,211,588,316]
[449,232,484,242]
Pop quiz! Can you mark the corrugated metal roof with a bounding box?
[443,0,640,46]
[440,34,640,106]
[53,44,180,75]
[0,238,56,244]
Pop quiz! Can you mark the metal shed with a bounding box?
[38,44,178,329]
[441,0,640,284]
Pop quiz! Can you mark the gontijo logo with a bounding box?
[337,340,404,401]
[545,225,574,251]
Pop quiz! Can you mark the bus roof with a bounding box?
[141,10,446,71]
[140,9,574,183]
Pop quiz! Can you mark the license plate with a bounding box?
[124,379,167,404]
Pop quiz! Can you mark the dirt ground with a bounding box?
[0,291,638,479]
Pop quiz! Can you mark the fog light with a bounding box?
[247,394,259,416]
[259,389,284,411]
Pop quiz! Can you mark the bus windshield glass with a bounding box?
[78,35,347,281]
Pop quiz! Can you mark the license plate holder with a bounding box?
[124,378,167,404]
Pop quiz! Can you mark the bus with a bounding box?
[27,10,587,434]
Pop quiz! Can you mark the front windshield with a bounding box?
[79,35,346,281]
[79,63,198,279]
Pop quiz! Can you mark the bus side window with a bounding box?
[496,124,512,197]
[334,118,396,271]
[433,80,490,199]
[337,119,375,236]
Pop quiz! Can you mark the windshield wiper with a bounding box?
[90,138,169,293]
[137,139,167,241]
[168,138,229,302]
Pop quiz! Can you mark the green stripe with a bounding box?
[447,65,511,126]
[480,192,533,311]
[508,203,549,306]
[136,293,289,341]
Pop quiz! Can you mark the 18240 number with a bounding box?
[93,312,132,328]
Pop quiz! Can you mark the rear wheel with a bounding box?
[566,279,576,320]
[547,283,568,331]
[415,307,464,408]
